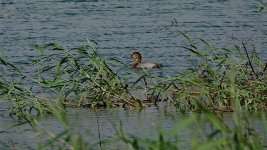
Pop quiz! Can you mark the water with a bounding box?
[0,0,267,149]
[0,0,267,72]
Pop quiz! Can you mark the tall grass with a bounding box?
[0,35,266,117]
[118,112,266,150]
[0,38,135,119]
[167,33,267,112]
[0,34,266,149]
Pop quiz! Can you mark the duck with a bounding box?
[131,51,162,69]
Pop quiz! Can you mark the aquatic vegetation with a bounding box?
[16,104,266,150]
[0,33,267,119]
[118,112,266,150]
[0,38,158,119]
[167,32,267,112]
[0,35,266,149]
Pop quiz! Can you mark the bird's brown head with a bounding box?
[131,51,142,63]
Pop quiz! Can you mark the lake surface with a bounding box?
[0,0,267,149]
[0,0,267,72]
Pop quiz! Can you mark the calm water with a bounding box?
[0,0,267,149]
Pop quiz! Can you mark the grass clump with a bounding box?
[168,33,267,112]
[0,38,156,119]
[32,40,133,108]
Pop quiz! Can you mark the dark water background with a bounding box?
[0,0,267,149]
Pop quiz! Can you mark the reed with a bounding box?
[1,35,267,116]
[167,32,267,112]
[117,112,266,150]
[0,35,266,149]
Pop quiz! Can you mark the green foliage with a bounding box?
[0,36,266,149]
[169,33,267,112]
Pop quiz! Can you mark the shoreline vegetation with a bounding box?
[1,35,266,113]
[0,33,267,149]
